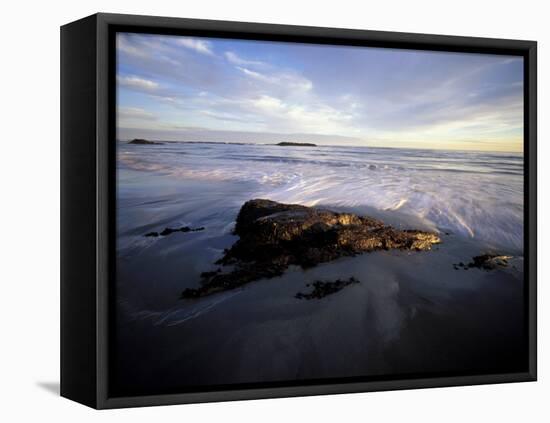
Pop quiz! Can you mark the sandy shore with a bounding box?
[112,142,525,396]
[112,199,524,396]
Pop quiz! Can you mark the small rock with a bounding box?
[295,277,360,300]
[145,226,204,238]
[469,254,513,270]
[276,142,316,147]
[128,138,164,145]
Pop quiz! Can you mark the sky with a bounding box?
[116,32,524,152]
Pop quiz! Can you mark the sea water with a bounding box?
[117,142,523,254]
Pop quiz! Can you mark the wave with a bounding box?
[117,142,524,252]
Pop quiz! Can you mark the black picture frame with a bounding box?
[61,12,537,409]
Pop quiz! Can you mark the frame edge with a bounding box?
[89,12,537,409]
[60,13,100,409]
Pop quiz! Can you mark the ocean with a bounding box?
[113,141,526,395]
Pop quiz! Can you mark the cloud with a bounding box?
[200,109,264,124]
[117,75,159,91]
[178,38,214,55]
[237,67,313,92]
[252,95,284,111]
[116,35,149,58]
[247,95,354,134]
[118,107,158,121]
[237,67,268,81]
[225,51,265,67]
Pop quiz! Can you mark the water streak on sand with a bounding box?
[123,290,243,326]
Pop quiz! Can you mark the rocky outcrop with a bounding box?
[181,199,440,299]
[128,138,164,145]
[276,142,317,147]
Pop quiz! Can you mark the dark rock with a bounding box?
[181,199,440,299]
[128,138,164,145]
[145,226,204,238]
[200,269,222,279]
[466,254,512,270]
[160,226,190,236]
[276,142,317,147]
[295,277,360,300]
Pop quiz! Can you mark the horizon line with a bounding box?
[116,138,524,154]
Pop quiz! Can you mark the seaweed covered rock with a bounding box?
[295,277,360,300]
[182,199,440,298]
[460,254,513,270]
[145,226,205,237]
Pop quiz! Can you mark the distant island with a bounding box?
[276,142,317,147]
[128,138,164,145]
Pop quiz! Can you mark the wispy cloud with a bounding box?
[117,75,159,91]
[178,38,214,55]
[237,67,313,92]
[116,35,149,58]
[225,51,265,67]
[118,107,158,121]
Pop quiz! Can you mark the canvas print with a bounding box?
[113,32,526,396]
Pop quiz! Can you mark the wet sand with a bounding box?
[112,144,525,396]
[112,186,525,396]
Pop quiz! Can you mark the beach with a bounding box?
[113,141,525,396]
